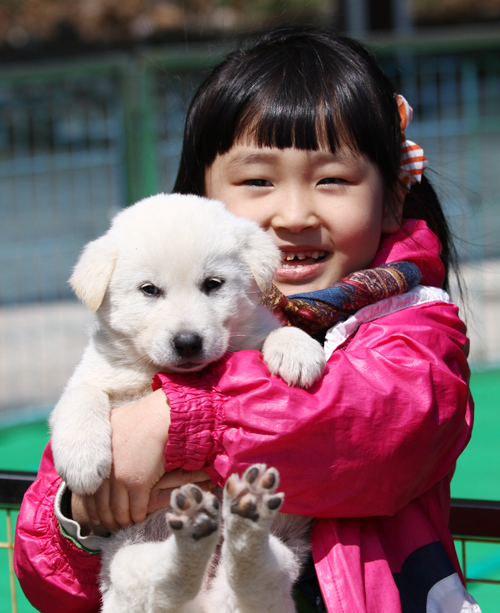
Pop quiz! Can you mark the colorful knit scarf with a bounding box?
[260,261,421,336]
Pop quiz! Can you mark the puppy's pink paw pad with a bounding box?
[225,464,284,522]
[167,484,220,541]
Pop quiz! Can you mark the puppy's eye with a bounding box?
[202,277,225,294]
[140,283,161,297]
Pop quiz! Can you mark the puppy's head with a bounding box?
[70,194,280,371]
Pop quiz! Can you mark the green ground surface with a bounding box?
[0,368,499,612]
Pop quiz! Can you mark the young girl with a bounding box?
[15,26,480,613]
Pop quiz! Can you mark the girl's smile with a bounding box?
[205,144,401,295]
[275,247,329,284]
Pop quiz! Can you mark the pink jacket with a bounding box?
[14,220,474,613]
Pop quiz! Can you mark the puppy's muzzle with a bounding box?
[172,332,203,359]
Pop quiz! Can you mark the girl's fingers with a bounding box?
[80,471,217,530]
[109,479,134,528]
[180,469,213,485]
[128,485,151,525]
[147,487,176,514]
[94,480,121,533]
[153,469,212,490]
[83,493,100,526]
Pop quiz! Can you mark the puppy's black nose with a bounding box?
[172,333,203,358]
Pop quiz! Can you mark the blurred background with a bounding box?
[1,0,500,423]
[0,0,499,610]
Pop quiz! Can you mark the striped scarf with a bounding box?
[260,261,421,336]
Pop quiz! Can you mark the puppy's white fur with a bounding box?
[50,193,325,612]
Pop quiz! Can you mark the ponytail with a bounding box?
[403,175,459,296]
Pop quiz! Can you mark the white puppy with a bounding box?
[50,194,325,612]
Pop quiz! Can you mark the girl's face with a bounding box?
[205,143,401,295]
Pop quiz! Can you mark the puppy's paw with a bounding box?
[262,327,326,388]
[224,464,284,526]
[167,485,220,542]
[50,388,113,495]
[55,440,112,495]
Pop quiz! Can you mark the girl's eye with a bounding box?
[140,283,162,296]
[242,179,273,187]
[202,277,225,294]
[317,178,347,185]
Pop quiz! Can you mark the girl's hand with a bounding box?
[74,469,216,534]
[77,389,218,532]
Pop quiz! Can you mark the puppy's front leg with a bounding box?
[263,327,326,389]
[207,465,300,613]
[50,383,112,495]
[101,486,220,613]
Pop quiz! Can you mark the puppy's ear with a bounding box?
[237,220,281,292]
[69,236,116,312]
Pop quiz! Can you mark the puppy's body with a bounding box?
[50,194,325,612]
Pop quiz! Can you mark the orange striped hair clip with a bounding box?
[397,94,428,189]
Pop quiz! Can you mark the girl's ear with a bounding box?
[69,236,116,312]
[382,170,408,234]
[236,219,281,291]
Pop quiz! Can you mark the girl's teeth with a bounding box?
[283,251,325,262]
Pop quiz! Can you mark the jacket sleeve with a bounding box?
[14,443,102,613]
[154,301,473,518]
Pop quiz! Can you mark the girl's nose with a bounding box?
[270,195,320,233]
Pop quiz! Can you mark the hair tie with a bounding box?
[397,94,428,187]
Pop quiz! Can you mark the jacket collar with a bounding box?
[371,219,445,288]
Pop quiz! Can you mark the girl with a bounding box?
[15,26,480,613]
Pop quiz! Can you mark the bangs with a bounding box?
[233,71,348,153]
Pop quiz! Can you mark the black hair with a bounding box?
[173,25,459,293]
